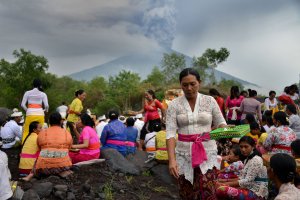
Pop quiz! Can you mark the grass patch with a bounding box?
[142,170,152,177]
[125,175,133,184]
[153,186,167,193]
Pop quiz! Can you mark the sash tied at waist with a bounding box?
[106,140,136,147]
[178,133,210,168]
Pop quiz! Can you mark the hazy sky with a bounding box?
[0,0,299,92]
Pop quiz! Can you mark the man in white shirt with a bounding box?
[0,141,13,200]
[134,114,144,143]
[96,115,108,139]
[0,111,23,149]
[56,101,69,119]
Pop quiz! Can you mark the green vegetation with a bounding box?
[0,48,238,116]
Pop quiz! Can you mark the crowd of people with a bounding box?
[0,71,300,199]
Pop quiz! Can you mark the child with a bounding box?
[246,122,260,142]
[218,145,244,181]
[144,123,161,163]
[19,121,42,176]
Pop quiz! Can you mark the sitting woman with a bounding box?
[100,110,127,156]
[218,145,244,181]
[268,153,300,200]
[216,136,268,200]
[263,111,297,155]
[69,114,100,164]
[19,121,42,176]
[22,112,73,181]
[124,117,138,155]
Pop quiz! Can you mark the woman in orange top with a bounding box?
[209,88,225,118]
[22,112,73,181]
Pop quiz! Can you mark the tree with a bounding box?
[217,79,244,93]
[161,52,186,84]
[108,70,141,111]
[0,49,49,108]
[144,66,165,89]
[193,48,230,85]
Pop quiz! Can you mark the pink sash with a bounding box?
[106,140,136,147]
[178,133,210,168]
[20,152,40,158]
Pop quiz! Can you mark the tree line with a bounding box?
[0,48,242,116]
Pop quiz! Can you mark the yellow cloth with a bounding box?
[22,115,44,143]
[246,132,259,141]
[19,133,39,171]
[258,133,268,144]
[66,98,83,123]
[296,158,300,173]
[155,130,168,160]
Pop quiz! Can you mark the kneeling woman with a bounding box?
[19,121,42,176]
[216,136,268,200]
[69,114,100,164]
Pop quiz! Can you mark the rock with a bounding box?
[54,184,68,192]
[22,182,33,191]
[66,192,76,200]
[32,182,53,198]
[120,189,125,193]
[54,191,66,200]
[101,148,140,175]
[22,189,40,200]
[0,107,11,125]
[46,175,60,182]
[81,183,91,193]
[118,173,124,177]
[98,192,106,199]
[150,164,177,185]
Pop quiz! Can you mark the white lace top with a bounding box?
[166,93,226,184]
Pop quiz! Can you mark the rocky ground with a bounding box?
[5,148,179,200]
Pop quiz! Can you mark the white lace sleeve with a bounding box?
[166,101,177,139]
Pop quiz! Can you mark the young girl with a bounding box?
[218,145,244,181]
[246,122,260,142]
[216,136,268,200]
[144,123,161,163]
[19,121,42,176]
[268,153,300,199]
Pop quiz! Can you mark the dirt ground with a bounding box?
[4,147,179,200]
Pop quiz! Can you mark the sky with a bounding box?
[0,0,300,93]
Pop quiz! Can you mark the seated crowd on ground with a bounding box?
[1,77,300,200]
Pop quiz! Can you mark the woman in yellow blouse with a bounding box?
[67,89,86,143]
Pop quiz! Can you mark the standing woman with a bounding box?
[167,68,227,199]
[209,88,226,118]
[139,90,165,150]
[67,89,86,143]
[239,89,262,125]
[21,78,49,144]
[225,86,244,125]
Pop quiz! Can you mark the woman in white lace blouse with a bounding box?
[166,68,227,200]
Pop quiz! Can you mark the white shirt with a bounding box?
[264,98,278,110]
[288,93,299,101]
[21,88,49,116]
[145,131,156,149]
[96,121,108,139]
[0,150,13,200]
[0,120,22,149]
[56,105,68,119]
[166,93,226,184]
[134,119,144,142]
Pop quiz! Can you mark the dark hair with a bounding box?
[62,101,66,105]
[179,68,200,83]
[75,89,85,97]
[266,116,274,126]
[146,89,156,99]
[153,123,161,132]
[49,112,62,126]
[230,86,240,99]
[108,110,119,120]
[33,78,43,91]
[126,117,135,127]
[291,139,300,157]
[269,90,276,96]
[274,111,289,126]
[264,110,273,117]
[286,104,297,115]
[290,84,298,92]
[239,136,262,164]
[250,122,260,130]
[270,153,296,183]
[80,113,95,128]
[230,144,242,158]
[248,89,257,97]
[240,90,248,96]
[284,86,290,94]
[23,121,39,145]
[209,88,220,97]
[245,114,256,124]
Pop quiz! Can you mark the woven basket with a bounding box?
[210,125,250,140]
